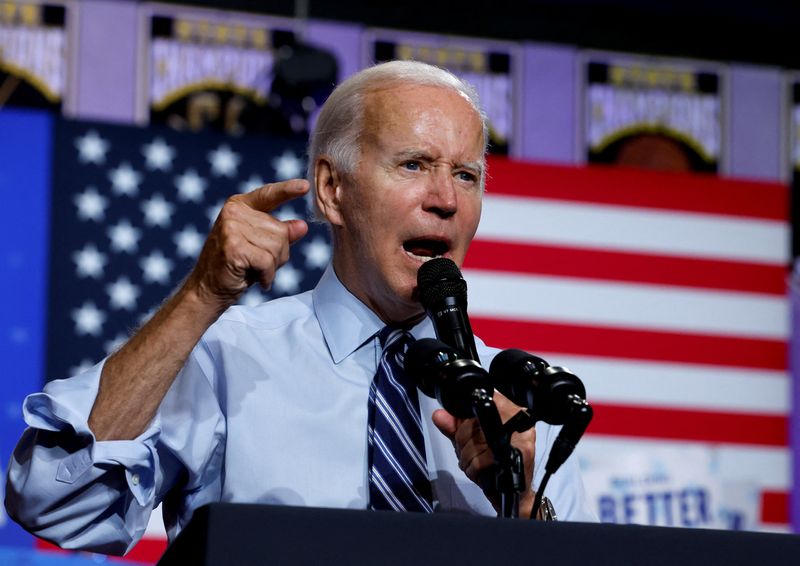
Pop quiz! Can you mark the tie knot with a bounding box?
[378,326,414,370]
[378,326,412,350]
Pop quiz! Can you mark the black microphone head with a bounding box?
[490,349,586,424]
[405,337,491,419]
[490,349,549,416]
[545,366,587,402]
[406,338,459,399]
[417,257,467,310]
[490,348,550,377]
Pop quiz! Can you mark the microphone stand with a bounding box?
[470,389,526,518]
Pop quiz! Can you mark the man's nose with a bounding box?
[423,170,457,219]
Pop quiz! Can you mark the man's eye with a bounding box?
[403,161,421,171]
[457,171,477,182]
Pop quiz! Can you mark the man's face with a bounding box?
[330,84,484,324]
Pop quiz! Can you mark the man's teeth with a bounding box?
[405,250,441,262]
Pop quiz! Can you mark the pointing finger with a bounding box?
[240,179,310,213]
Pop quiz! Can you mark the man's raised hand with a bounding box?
[186,179,310,310]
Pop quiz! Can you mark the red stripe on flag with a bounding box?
[466,240,787,295]
[587,403,788,446]
[761,491,790,524]
[118,538,167,564]
[485,156,788,220]
[471,317,786,370]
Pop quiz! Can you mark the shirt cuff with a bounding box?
[22,361,162,507]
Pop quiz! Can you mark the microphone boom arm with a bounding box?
[469,389,527,519]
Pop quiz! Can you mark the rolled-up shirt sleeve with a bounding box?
[4,339,225,556]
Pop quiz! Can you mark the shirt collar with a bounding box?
[313,264,385,364]
[312,264,435,364]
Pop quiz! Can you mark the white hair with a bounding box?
[306,60,489,221]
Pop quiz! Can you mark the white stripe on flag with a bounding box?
[552,355,789,415]
[465,270,789,339]
[478,195,789,264]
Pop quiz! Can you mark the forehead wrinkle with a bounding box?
[361,85,485,172]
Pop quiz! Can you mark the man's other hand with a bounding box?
[432,392,537,518]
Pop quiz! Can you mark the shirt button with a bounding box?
[131,473,140,486]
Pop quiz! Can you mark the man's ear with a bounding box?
[314,156,345,226]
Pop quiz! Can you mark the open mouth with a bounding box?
[403,238,450,262]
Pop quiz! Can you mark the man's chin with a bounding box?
[383,287,426,325]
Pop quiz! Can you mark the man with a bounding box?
[5,61,595,555]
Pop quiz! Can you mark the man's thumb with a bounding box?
[432,409,459,440]
[285,219,309,244]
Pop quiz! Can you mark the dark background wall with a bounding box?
[165,0,800,68]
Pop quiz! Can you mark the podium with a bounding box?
[157,503,800,565]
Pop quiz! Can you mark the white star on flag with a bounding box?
[271,150,303,180]
[75,130,110,165]
[106,277,140,310]
[273,264,302,294]
[72,302,106,336]
[175,168,208,202]
[74,187,108,222]
[239,287,267,307]
[142,137,176,171]
[107,219,141,253]
[109,162,143,196]
[174,225,205,258]
[238,173,266,194]
[302,237,331,269]
[141,194,175,228]
[274,207,301,221]
[73,244,108,278]
[208,144,241,177]
[140,250,173,284]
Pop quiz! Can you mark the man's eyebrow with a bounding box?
[458,161,484,176]
[393,150,484,174]
[393,149,433,161]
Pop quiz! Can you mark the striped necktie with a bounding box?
[367,327,434,512]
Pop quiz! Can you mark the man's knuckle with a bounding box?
[218,202,241,222]
[220,228,242,251]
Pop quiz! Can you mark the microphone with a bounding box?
[489,349,587,425]
[405,338,492,419]
[490,348,593,476]
[417,258,480,363]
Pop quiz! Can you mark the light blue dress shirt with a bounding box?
[5,265,596,555]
